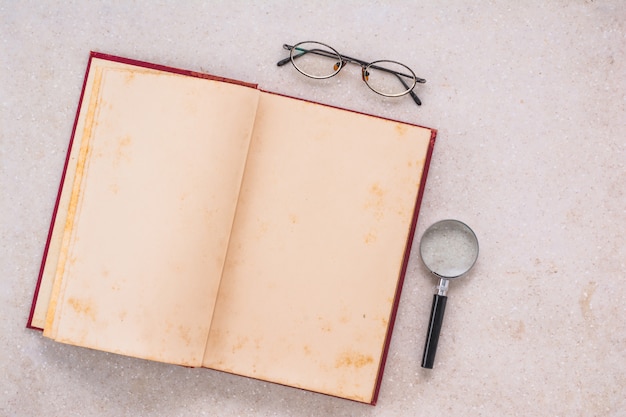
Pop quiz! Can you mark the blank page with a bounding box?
[46,59,259,366]
[204,93,432,402]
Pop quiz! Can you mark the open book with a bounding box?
[27,52,436,404]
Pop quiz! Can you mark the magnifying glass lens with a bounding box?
[420,220,479,278]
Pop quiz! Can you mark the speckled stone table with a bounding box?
[1,1,624,416]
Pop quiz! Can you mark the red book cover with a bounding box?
[28,52,436,405]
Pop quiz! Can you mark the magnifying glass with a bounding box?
[419,219,479,369]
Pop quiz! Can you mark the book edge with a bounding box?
[259,88,434,130]
[370,130,437,405]
[90,52,258,89]
[26,55,96,330]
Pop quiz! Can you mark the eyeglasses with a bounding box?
[277,41,426,106]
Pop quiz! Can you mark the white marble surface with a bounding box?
[1,1,625,416]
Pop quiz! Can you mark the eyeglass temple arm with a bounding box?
[397,75,423,106]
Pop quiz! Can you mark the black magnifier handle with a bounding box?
[421,293,447,369]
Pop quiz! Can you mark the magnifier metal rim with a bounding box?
[419,219,479,279]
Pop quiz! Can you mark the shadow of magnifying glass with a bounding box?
[419,219,479,369]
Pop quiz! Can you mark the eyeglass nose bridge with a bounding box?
[333,58,370,82]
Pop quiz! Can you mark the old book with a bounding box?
[27,52,436,404]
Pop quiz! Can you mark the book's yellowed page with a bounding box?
[31,63,104,330]
[46,59,259,366]
[43,63,115,335]
[204,93,432,402]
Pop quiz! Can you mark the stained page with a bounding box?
[204,92,433,402]
[44,57,259,366]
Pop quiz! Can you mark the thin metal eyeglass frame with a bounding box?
[277,42,425,106]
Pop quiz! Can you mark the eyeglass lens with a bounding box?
[364,61,417,97]
[290,42,342,79]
